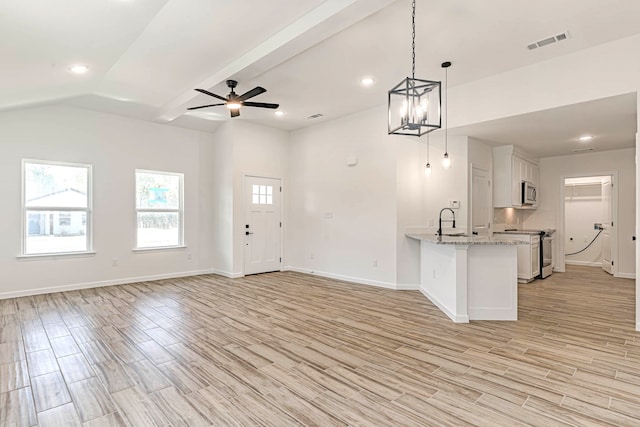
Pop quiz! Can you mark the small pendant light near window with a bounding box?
[425,133,432,176]
[441,61,452,170]
[388,0,441,137]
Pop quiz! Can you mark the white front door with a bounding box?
[601,177,613,274]
[244,176,282,275]
[471,167,491,236]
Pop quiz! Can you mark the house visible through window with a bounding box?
[23,160,92,255]
[135,170,183,248]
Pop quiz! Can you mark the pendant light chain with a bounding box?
[411,0,416,79]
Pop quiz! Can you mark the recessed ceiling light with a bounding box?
[578,135,594,141]
[275,111,285,116]
[68,64,89,74]
[361,77,375,86]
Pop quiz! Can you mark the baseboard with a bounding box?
[468,307,516,321]
[615,272,636,279]
[212,269,244,279]
[419,287,469,323]
[283,266,398,290]
[396,283,420,290]
[565,260,601,267]
[0,268,216,300]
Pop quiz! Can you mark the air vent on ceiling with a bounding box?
[571,147,595,153]
[526,31,571,50]
[307,113,324,119]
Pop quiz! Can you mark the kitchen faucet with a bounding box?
[438,208,456,236]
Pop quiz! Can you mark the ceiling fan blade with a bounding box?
[238,86,266,101]
[187,103,226,110]
[243,101,279,109]
[230,109,240,118]
[195,88,227,101]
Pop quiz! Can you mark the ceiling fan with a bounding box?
[187,80,279,117]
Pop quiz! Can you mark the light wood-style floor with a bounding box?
[0,265,638,426]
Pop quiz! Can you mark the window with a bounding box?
[252,184,273,205]
[23,160,92,255]
[135,170,183,248]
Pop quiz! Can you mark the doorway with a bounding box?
[243,175,282,275]
[563,175,616,275]
[470,166,492,236]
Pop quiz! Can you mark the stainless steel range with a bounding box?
[540,229,555,279]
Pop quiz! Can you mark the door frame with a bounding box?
[468,164,492,236]
[559,172,619,276]
[241,173,284,276]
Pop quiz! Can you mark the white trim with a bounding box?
[419,287,469,323]
[0,269,216,300]
[396,283,420,290]
[212,269,244,279]
[16,251,96,260]
[565,260,601,267]
[133,246,187,253]
[467,307,516,321]
[283,266,397,290]
[616,272,636,279]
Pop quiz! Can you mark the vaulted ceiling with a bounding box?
[2,0,639,156]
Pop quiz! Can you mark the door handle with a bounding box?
[245,231,254,236]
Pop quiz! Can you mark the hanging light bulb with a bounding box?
[442,152,450,170]
[442,61,452,170]
[425,133,432,176]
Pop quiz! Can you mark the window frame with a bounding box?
[21,159,93,257]
[134,169,184,250]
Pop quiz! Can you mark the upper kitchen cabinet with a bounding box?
[493,145,539,208]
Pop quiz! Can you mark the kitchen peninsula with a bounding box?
[406,233,522,323]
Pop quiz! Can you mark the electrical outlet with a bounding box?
[432,270,436,279]
[428,218,434,227]
[187,253,192,260]
[372,259,378,267]
[111,258,118,267]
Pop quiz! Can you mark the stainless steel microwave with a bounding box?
[522,181,537,205]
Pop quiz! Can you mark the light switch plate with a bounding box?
[449,200,460,209]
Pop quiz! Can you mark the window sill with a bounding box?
[132,245,187,254]
[16,251,97,261]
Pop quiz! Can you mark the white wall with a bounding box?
[232,121,290,275]
[287,105,398,288]
[0,105,215,297]
[211,122,235,276]
[525,149,636,277]
[564,182,603,266]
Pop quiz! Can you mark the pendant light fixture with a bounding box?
[425,133,432,176]
[441,61,452,169]
[388,0,441,137]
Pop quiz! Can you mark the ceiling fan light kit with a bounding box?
[188,79,279,118]
[388,0,441,137]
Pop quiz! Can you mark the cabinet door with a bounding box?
[516,243,531,280]
[531,241,540,277]
[511,156,524,206]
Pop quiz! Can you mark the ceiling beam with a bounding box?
[155,0,395,123]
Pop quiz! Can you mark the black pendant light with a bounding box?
[442,61,452,169]
[388,0,441,137]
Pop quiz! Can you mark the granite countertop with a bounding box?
[405,233,524,245]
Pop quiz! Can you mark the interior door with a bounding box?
[601,177,613,274]
[244,176,282,275]
[471,167,491,236]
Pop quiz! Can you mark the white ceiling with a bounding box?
[1,0,639,156]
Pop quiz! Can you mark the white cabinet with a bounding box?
[493,145,539,208]
[493,233,540,282]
